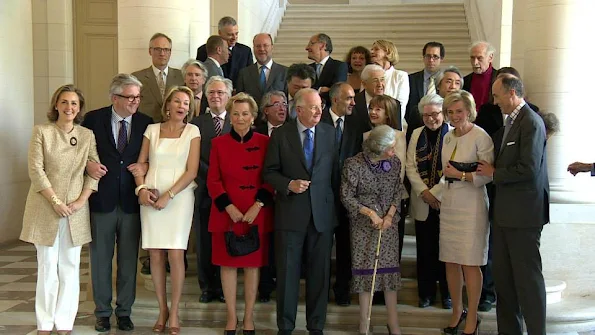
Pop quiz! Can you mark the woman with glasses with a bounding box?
[370,40,409,125]
[21,84,99,335]
[345,46,372,94]
[135,86,200,335]
[405,94,452,309]
[207,93,274,334]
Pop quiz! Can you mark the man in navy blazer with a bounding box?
[196,16,253,88]
[477,74,549,335]
[306,33,348,103]
[82,74,153,332]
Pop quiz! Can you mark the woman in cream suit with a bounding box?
[20,84,99,335]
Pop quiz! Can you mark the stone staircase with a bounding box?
[273,3,473,74]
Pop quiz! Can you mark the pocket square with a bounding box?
[506,141,516,146]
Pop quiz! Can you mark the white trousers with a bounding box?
[35,218,82,331]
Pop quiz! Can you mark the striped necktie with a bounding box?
[426,76,436,96]
[213,116,222,136]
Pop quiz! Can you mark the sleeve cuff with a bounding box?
[256,188,274,207]
[214,193,232,212]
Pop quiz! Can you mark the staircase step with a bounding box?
[281,17,467,25]
[286,4,465,13]
[277,29,469,37]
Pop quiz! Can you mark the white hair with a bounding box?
[469,41,496,57]
[418,94,444,116]
[205,76,233,96]
[361,64,385,81]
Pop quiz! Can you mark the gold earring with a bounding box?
[166,111,170,118]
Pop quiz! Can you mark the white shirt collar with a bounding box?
[258,59,274,70]
[329,108,344,126]
[296,118,315,134]
[111,107,133,124]
[208,108,227,120]
[208,57,221,68]
[318,55,330,67]
[267,121,283,135]
[151,65,168,78]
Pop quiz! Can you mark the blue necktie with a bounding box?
[303,129,314,172]
[500,115,513,153]
[335,118,343,146]
[315,63,322,81]
[117,120,128,154]
[259,66,267,91]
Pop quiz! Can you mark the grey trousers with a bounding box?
[90,207,141,318]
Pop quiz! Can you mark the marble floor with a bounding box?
[0,241,594,335]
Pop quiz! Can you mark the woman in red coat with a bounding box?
[207,92,273,335]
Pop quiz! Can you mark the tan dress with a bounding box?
[20,123,100,247]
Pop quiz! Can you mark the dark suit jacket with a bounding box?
[463,67,499,104]
[236,61,288,108]
[254,122,268,136]
[475,101,540,138]
[353,91,402,133]
[203,57,224,81]
[310,57,348,90]
[492,104,549,228]
[263,121,338,233]
[405,70,425,143]
[131,66,184,122]
[197,43,253,87]
[82,106,153,213]
[190,112,232,208]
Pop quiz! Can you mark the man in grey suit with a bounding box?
[132,33,184,123]
[189,76,232,303]
[236,33,288,119]
[263,88,338,335]
[203,35,229,82]
[477,74,549,335]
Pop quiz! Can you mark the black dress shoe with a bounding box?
[258,291,271,303]
[442,298,453,309]
[117,316,134,331]
[478,298,493,312]
[243,330,255,335]
[418,297,433,308]
[140,259,151,275]
[218,292,226,303]
[94,317,110,332]
[200,291,214,303]
[334,293,351,306]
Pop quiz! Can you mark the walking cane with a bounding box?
[365,228,383,335]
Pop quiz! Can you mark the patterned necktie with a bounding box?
[259,66,267,91]
[157,71,166,97]
[117,120,128,154]
[500,115,513,152]
[213,116,222,136]
[303,129,314,172]
[426,76,436,95]
[335,117,343,146]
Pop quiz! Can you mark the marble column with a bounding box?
[118,0,210,72]
[0,1,35,243]
[511,0,595,297]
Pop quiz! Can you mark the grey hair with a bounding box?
[469,41,496,57]
[363,125,397,160]
[418,94,444,116]
[260,90,287,114]
[205,76,233,96]
[435,66,464,88]
[218,16,237,30]
[109,73,143,99]
[181,59,208,78]
[361,64,385,81]
[294,88,319,107]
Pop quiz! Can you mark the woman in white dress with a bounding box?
[440,91,494,335]
[135,86,200,335]
[370,39,409,126]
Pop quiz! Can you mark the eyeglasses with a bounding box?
[424,55,441,61]
[207,90,228,96]
[422,111,442,119]
[115,94,141,102]
[151,47,171,54]
[298,102,326,111]
[307,40,322,47]
[265,102,288,109]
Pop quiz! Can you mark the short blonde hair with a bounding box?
[161,86,195,122]
[226,92,259,119]
[443,90,477,122]
[373,39,399,65]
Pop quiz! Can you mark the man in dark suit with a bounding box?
[285,63,316,120]
[254,91,288,303]
[196,16,253,87]
[203,35,229,82]
[263,88,338,335]
[237,33,288,121]
[82,74,153,332]
[306,33,348,99]
[477,74,549,335]
[189,76,233,303]
[354,64,402,132]
[406,42,444,143]
[320,82,361,306]
[132,33,184,123]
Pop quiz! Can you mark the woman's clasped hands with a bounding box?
[225,203,261,224]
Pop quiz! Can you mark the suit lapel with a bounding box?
[165,66,177,87]
[288,122,308,171]
[126,113,143,153]
[102,108,117,150]
[250,64,262,94]
[313,124,326,168]
[318,58,333,85]
[415,72,424,98]
[266,62,281,91]
[144,67,163,105]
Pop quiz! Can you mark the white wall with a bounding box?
[0,0,35,244]
[465,0,511,68]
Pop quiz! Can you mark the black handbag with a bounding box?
[446,160,478,182]
[224,225,260,257]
